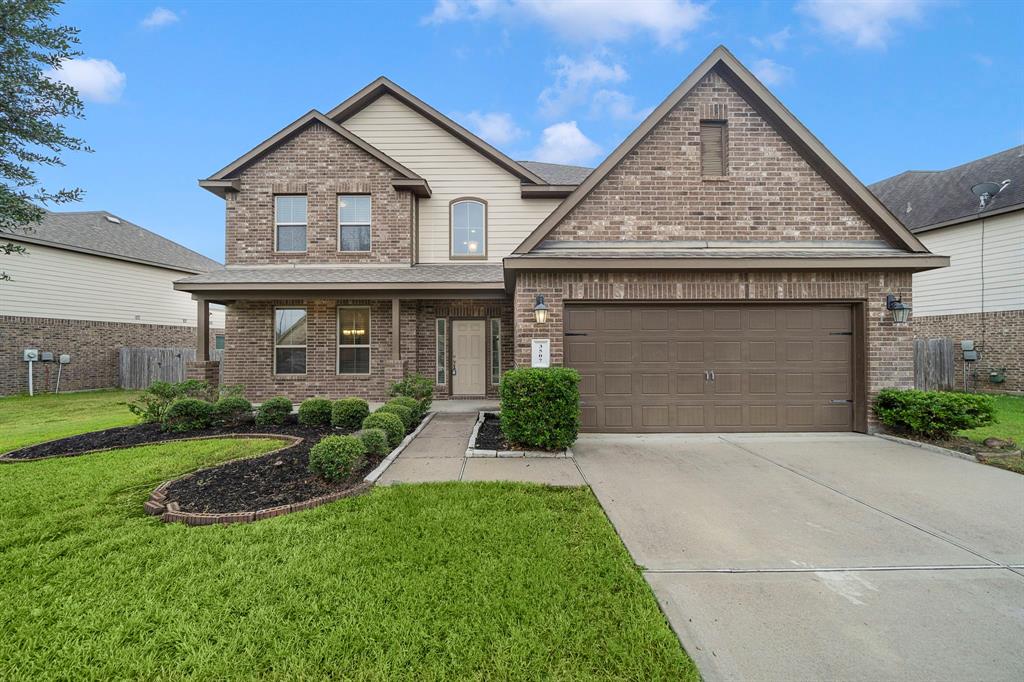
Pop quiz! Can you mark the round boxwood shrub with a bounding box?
[162,398,214,432]
[298,397,333,427]
[362,411,405,448]
[377,403,413,432]
[499,367,580,451]
[389,373,434,413]
[388,395,423,422]
[255,396,293,426]
[332,398,370,430]
[212,396,252,427]
[873,388,996,439]
[308,435,366,482]
[359,427,390,456]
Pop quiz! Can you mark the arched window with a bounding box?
[450,198,487,259]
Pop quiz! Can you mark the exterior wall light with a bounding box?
[533,294,549,324]
[886,293,910,324]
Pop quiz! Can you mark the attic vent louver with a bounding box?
[104,215,121,224]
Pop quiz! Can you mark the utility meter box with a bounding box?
[59,354,71,364]
[23,349,38,362]
[40,351,54,362]
[963,350,979,362]
[960,340,975,351]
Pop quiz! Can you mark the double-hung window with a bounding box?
[450,199,486,258]
[274,307,307,374]
[339,195,371,252]
[338,307,371,374]
[275,196,307,252]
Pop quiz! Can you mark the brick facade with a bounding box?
[913,310,1024,393]
[0,315,223,396]
[226,121,414,266]
[548,70,879,243]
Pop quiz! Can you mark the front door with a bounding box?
[452,320,486,396]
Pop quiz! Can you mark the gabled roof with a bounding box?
[199,110,430,198]
[326,76,550,186]
[869,145,1023,233]
[519,161,593,185]
[513,45,929,255]
[13,210,221,274]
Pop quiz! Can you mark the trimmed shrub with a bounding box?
[389,373,434,413]
[162,398,214,432]
[332,398,370,430]
[212,396,252,426]
[298,398,333,427]
[378,403,413,432]
[874,388,996,439]
[255,396,293,426]
[362,411,405,448]
[499,367,580,451]
[359,427,390,456]
[388,395,423,423]
[127,379,212,423]
[308,435,365,482]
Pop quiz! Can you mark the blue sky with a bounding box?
[40,0,1024,262]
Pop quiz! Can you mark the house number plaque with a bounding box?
[531,339,550,368]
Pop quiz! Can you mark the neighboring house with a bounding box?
[177,46,947,433]
[1,210,225,395]
[870,146,1024,393]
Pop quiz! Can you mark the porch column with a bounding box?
[391,298,400,361]
[196,298,210,361]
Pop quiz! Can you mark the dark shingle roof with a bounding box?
[15,210,221,273]
[519,161,593,185]
[177,263,503,286]
[869,146,1024,232]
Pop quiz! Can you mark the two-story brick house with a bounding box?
[176,46,947,433]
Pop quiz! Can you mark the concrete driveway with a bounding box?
[574,433,1024,682]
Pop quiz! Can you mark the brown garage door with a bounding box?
[565,304,856,433]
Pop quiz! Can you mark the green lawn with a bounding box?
[0,439,694,679]
[0,389,140,453]
[960,394,1024,447]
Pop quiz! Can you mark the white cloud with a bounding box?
[751,58,794,86]
[141,7,179,29]
[539,55,628,118]
[45,58,126,103]
[422,0,710,47]
[590,89,652,121]
[750,26,792,51]
[457,110,524,146]
[796,0,924,49]
[532,121,602,165]
[971,53,993,67]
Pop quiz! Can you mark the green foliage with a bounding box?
[388,395,423,422]
[362,411,405,448]
[211,396,252,427]
[162,398,214,433]
[308,435,366,482]
[218,384,246,399]
[500,368,580,451]
[297,398,333,427]
[359,427,390,457]
[255,397,293,427]
[389,373,434,412]
[126,380,211,423]
[874,388,996,439]
[377,403,413,432]
[331,398,369,430]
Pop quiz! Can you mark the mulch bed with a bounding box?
[893,431,1021,459]
[474,413,510,450]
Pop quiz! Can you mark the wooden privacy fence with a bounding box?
[118,348,223,389]
[914,337,955,391]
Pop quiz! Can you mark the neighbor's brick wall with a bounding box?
[513,270,914,430]
[0,315,223,396]
[548,69,878,243]
[913,310,1024,393]
[226,121,413,265]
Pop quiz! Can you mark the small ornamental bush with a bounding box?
[127,379,212,423]
[389,373,434,413]
[388,396,423,423]
[298,398,334,427]
[362,411,405,448]
[332,398,370,430]
[162,398,214,432]
[308,435,365,482]
[874,388,996,439]
[255,396,293,426]
[359,427,390,456]
[212,396,252,426]
[500,367,580,451]
[378,403,413,432]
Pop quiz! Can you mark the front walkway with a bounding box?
[378,412,584,486]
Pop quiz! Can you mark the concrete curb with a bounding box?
[873,433,979,462]
[464,411,573,458]
[364,411,437,483]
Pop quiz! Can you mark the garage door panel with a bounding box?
[604,374,632,395]
[749,341,777,362]
[603,308,632,330]
[712,373,743,395]
[578,373,597,396]
[676,341,705,362]
[713,341,743,362]
[604,405,633,427]
[640,341,670,362]
[676,373,706,395]
[641,309,670,330]
[642,405,671,427]
[565,307,598,331]
[566,340,597,364]
[676,309,704,330]
[602,341,633,362]
[642,374,670,395]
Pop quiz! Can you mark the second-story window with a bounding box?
[450,198,486,259]
[339,195,371,252]
[275,195,307,252]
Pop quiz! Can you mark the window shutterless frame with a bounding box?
[337,306,371,375]
[449,197,488,260]
[274,195,308,253]
[435,318,447,385]
[272,306,307,375]
[338,195,372,253]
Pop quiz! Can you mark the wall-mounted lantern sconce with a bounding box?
[886,293,910,324]
[533,294,549,324]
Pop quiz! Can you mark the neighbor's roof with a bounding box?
[13,210,221,274]
[518,161,593,185]
[869,145,1024,233]
[175,263,504,292]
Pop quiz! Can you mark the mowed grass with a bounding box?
[960,394,1024,446]
[0,389,140,453]
[0,439,695,680]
